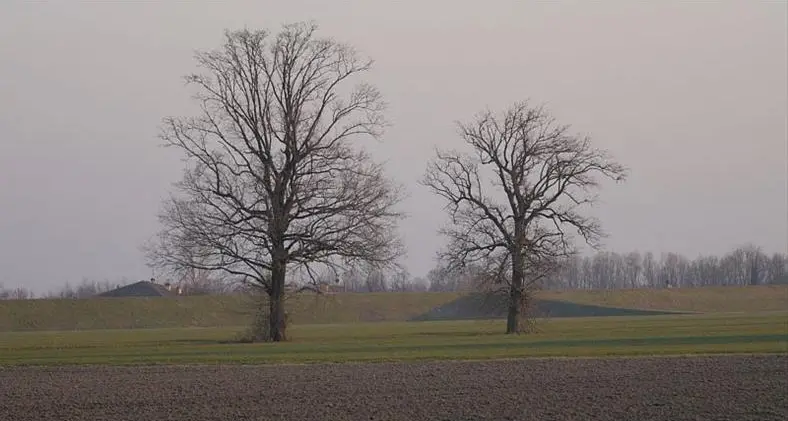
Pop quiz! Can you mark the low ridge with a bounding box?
[410,293,679,321]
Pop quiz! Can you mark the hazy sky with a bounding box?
[1,1,786,293]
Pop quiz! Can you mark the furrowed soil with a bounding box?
[1,355,785,421]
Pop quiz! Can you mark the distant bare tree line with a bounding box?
[2,243,782,301]
[0,279,119,300]
[0,284,34,300]
[426,244,788,292]
[548,245,786,290]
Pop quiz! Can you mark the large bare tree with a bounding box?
[422,101,627,334]
[145,22,405,342]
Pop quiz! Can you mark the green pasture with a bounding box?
[544,284,788,313]
[1,285,785,332]
[0,292,463,331]
[1,311,785,366]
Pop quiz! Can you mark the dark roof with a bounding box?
[97,281,175,298]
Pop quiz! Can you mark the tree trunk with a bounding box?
[506,252,524,334]
[267,255,287,342]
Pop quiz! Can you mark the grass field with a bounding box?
[1,285,785,332]
[0,292,463,331]
[1,311,785,366]
[544,284,788,313]
[1,286,785,367]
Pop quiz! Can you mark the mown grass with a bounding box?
[542,285,788,313]
[0,292,463,331]
[1,312,785,366]
[1,285,785,332]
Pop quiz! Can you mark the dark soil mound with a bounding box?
[410,293,677,321]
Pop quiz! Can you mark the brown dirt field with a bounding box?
[1,355,785,421]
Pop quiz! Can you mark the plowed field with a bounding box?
[1,355,785,420]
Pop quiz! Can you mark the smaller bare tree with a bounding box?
[422,101,627,334]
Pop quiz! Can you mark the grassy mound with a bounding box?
[410,293,678,321]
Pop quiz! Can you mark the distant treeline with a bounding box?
[547,245,787,290]
[1,244,785,300]
[0,279,120,301]
[427,244,788,292]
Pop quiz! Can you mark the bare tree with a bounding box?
[339,266,365,292]
[170,266,234,295]
[767,253,787,284]
[44,278,118,299]
[426,265,453,292]
[624,251,643,288]
[742,244,767,286]
[0,284,34,300]
[501,246,785,290]
[145,22,405,342]
[360,264,388,292]
[422,101,627,334]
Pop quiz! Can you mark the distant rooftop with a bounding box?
[97,281,175,298]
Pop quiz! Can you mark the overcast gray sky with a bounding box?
[0,1,786,293]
